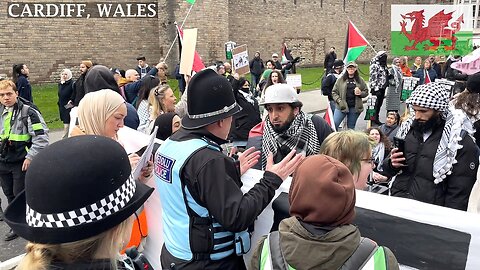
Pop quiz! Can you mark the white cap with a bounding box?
[260,84,299,105]
[272,53,279,58]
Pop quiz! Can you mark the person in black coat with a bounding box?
[323,47,337,73]
[68,60,93,106]
[383,83,478,211]
[58,69,75,138]
[249,51,264,91]
[12,63,33,102]
[229,78,261,148]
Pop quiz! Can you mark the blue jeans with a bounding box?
[334,107,360,130]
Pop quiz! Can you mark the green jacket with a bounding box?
[331,76,368,113]
[250,217,399,270]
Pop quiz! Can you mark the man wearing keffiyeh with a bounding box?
[382,82,478,211]
[246,84,333,170]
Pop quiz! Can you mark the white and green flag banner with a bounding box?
[391,5,473,56]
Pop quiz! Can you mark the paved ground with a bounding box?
[0,89,387,263]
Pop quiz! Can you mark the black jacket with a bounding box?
[58,79,74,107]
[382,123,478,210]
[70,73,86,106]
[163,128,283,269]
[249,57,264,76]
[16,74,33,102]
[324,52,337,71]
[229,90,261,142]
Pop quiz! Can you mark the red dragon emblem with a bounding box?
[400,9,464,51]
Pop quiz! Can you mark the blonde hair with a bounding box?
[148,84,171,119]
[77,90,125,138]
[17,217,133,270]
[320,130,373,177]
[0,79,17,91]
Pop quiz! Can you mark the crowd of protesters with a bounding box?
[0,45,478,270]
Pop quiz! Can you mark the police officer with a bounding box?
[0,79,48,241]
[155,69,303,269]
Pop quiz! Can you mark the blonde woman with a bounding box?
[58,68,74,138]
[145,84,187,133]
[4,135,154,270]
[319,130,374,190]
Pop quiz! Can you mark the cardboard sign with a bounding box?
[286,74,302,88]
[179,28,197,76]
[232,44,250,75]
[401,77,420,101]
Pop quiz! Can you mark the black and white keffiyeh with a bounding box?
[396,83,473,184]
[261,111,320,169]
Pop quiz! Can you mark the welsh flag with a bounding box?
[185,0,195,4]
[343,20,369,63]
[176,24,205,73]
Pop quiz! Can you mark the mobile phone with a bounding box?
[393,137,405,153]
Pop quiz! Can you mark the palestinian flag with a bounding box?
[323,105,336,132]
[281,43,293,64]
[343,20,369,63]
[176,24,205,73]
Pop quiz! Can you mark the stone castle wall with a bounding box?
[0,0,442,83]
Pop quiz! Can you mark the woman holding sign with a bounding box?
[70,90,153,251]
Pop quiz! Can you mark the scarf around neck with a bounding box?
[261,111,320,169]
[396,106,473,184]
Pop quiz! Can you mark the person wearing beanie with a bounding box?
[68,60,92,106]
[250,154,399,270]
[321,59,344,112]
[383,82,478,210]
[83,65,140,129]
[246,83,333,170]
[155,69,304,269]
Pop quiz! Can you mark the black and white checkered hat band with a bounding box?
[26,176,136,228]
[407,82,449,112]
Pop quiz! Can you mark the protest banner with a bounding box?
[232,44,250,75]
[119,128,480,270]
[451,48,480,75]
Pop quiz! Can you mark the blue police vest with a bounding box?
[155,138,237,261]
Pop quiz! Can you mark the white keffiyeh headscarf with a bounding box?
[396,82,474,184]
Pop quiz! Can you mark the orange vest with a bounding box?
[121,209,148,253]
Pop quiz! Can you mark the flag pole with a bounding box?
[164,3,195,61]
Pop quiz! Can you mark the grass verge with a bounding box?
[33,65,370,130]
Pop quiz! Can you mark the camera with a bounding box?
[125,247,153,270]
